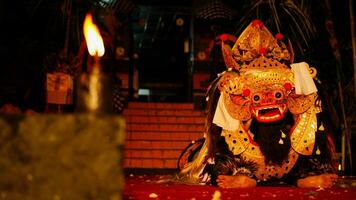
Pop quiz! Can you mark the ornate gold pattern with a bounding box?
[217,57,294,97]
[223,93,252,121]
[222,20,290,70]
[290,107,318,155]
[242,144,299,180]
[287,93,318,114]
[222,122,300,180]
[240,56,289,71]
[222,105,319,179]
[222,128,250,155]
[218,71,243,95]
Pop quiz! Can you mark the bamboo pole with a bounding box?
[338,81,353,173]
[324,0,353,173]
[350,0,356,98]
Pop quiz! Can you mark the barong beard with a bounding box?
[249,112,294,166]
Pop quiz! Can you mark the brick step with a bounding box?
[124,140,192,150]
[124,115,205,124]
[126,124,205,132]
[123,102,206,169]
[124,149,183,159]
[126,131,203,141]
[123,109,204,116]
[127,102,195,110]
[124,158,177,169]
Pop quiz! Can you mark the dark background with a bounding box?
[0,0,353,108]
[0,0,355,174]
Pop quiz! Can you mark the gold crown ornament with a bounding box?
[221,19,292,71]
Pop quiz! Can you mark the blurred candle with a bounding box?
[76,13,114,113]
[83,13,105,111]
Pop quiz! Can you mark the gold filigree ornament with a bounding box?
[221,107,318,179]
[290,107,318,155]
[222,123,299,181]
[221,105,318,180]
[221,19,291,71]
[287,93,318,114]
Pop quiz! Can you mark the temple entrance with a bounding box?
[131,5,191,102]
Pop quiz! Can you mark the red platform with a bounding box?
[124,174,356,200]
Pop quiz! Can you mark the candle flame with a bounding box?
[338,164,342,171]
[83,13,105,57]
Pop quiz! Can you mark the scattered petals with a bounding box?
[212,190,221,200]
[240,193,249,197]
[149,193,158,198]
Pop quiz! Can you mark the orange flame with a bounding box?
[83,13,105,57]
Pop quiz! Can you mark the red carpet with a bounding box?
[124,175,356,200]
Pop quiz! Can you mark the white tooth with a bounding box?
[256,110,259,117]
[278,107,283,113]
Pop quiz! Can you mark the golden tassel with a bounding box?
[318,123,325,131]
[316,147,321,155]
[279,138,284,144]
[280,130,286,138]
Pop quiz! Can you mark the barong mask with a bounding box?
[178,20,332,183]
[213,20,321,156]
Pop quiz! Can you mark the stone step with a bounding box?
[126,123,205,132]
[124,158,178,169]
[124,140,192,150]
[124,149,183,159]
[123,102,205,169]
[127,102,195,110]
[123,109,204,117]
[126,131,203,141]
[124,115,205,124]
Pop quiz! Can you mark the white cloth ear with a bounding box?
[291,62,318,95]
[213,94,240,131]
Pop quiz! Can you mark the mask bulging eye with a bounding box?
[253,95,260,102]
[274,91,283,99]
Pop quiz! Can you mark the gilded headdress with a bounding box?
[221,19,291,71]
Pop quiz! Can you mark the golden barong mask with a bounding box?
[215,20,319,124]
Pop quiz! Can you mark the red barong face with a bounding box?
[218,60,297,123]
[218,67,319,124]
[249,84,288,123]
[217,20,320,124]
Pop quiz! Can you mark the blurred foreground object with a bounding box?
[0,114,125,199]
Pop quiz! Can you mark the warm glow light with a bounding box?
[87,72,100,110]
[338,164,342,171]
[83,13,105,57]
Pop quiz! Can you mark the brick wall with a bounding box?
[123,102,205,169]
